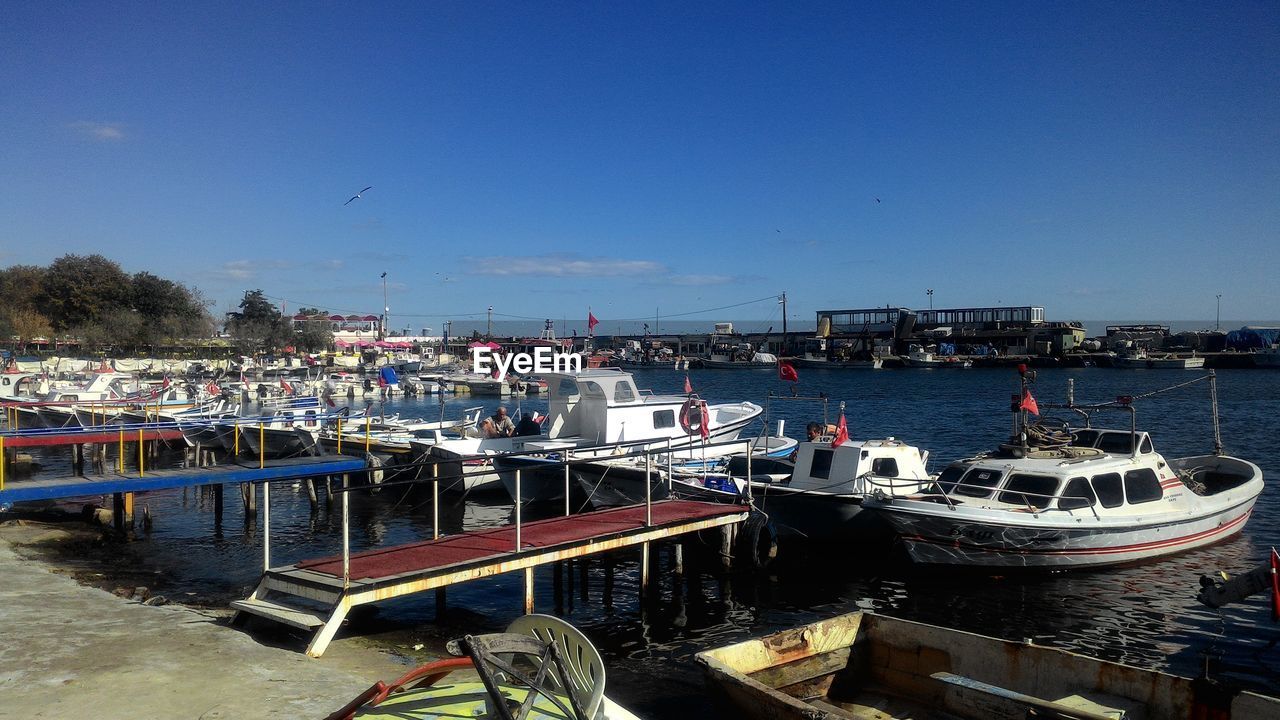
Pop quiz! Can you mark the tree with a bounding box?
[37,254,132,331]
[291,307,333,353]
[226,289,290,355]
[6,309,53,354]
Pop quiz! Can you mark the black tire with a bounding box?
[735,511,778,570]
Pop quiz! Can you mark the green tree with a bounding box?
[37,254,132,331]
[291,307,333,353]
[6,309,53,354]
[226,289,290,355]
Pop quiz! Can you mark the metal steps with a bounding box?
[230,597,329,631]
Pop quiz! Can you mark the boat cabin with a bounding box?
[542,368,679,444]
[936,429,1180,513]
[788,439,931,494]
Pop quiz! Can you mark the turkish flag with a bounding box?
[587,312,599,333]
[1021,389,1039,416]
[699,400,710,441]
[683,375,692,394]
[831,414,849,447]
[778,360,798,383]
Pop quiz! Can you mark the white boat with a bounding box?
[901,344,971,368]
[696,610,1280,720]
[863,378,1263,568]
[1113,347,1206,369]
[791,337,883,369]
[433,368,763,504]
[701,338,778,369]
[747,437,933,540]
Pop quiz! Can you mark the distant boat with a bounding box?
[1252,345,1280,368]
[696,611,1280,720]
[1113,347,1206,369]
[901,344,971,368]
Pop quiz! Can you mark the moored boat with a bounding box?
[863,372,1264,568]
[695,610,1280,719]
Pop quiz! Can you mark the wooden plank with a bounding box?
[230,598,328,630]
[931,672,1124,720]
[749,647,852,690]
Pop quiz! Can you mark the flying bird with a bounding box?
[344,186,373,205]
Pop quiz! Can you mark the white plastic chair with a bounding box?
[505,614,606,719]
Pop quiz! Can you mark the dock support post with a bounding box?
[514,469,522,551]
[71,444,82,476]
[241,482,256,514]
[674,542,684,577]
[640,541,651,596]
[262,481,271,571]
[578,557,588,603]
[112,492,134,534]
[435,588,446,621]
[553,562,564,614]
[342,474,350,588]
[524,567,535,615]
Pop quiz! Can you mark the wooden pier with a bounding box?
[233,499,748,657]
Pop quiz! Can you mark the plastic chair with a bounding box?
[452,632,591,720]
[505,614,606,720]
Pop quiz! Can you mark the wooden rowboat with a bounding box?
[694,611,1280,720]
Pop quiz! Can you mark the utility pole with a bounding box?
[380,272,388,339]
[487,306,493,340]
[927,288,933,311]
[1216,293,1222,331]
[779,292,787,355]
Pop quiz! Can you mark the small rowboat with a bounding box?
[695,611,1280,719]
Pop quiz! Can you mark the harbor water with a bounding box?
[16,367,1280,716]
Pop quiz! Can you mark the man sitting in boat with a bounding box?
[487,406,515,438]
[790,422,824,461]
[514,412,541,437]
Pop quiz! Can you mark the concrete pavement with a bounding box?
[0,520,409,719]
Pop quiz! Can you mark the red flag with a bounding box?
[161,377,171,389]
[1020,389,1039,416]
[698,400,710,441]
[831,413,848,447]
[683,375,692,394]
[778,360,798,383]
[1271,548,1279,622]
[206,381,219,395]
[587,312,599,333]
[280,378,293,394]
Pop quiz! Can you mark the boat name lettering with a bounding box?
[948,526,995,541]
[471,347,582,381]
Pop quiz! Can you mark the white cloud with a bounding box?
[658,273,736,286]
[464,254,665,277]
[68,121,126,141]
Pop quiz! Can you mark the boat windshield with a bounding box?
[954,467,1003,498]
[997,473,1060,509]
[935,464,967,493]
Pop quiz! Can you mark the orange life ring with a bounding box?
[680,397,710,435]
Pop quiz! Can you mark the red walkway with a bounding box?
[296,500,744,581]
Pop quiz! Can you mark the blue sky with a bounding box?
[3,2,1277,334]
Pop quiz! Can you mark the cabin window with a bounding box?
[1097,433,1135,454]
[304,410,317,427]
[1139,435,1153,453]
[998,473,1059,509]
[1124,469,1163,504]
[581,381,603,396]
[935,464,968,493]
[653,410,675,429]
[1091,473,1124,508]
[810,449,835,480]
[613,382,636,404]
[556,379,579,397]
[1058,477,1096,510]
[1072,429,1099,447]
[954,468,1003,498]
[870,457,899,477]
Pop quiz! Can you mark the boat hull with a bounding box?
[873,495,1258,568]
